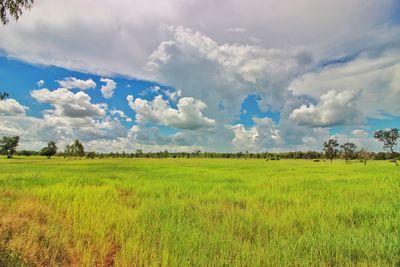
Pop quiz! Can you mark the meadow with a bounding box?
[0,157,399,266]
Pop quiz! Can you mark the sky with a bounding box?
[0,0,400,152]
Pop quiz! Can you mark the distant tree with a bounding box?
[18,150,37,156]
[340,142,357,162]
[0,92,9,100]
[71,139,85,157]
[358,149,371,166]
[374,128,399,165]
[63,140,85,157]
[323,139,339,163]
[64,144,71,156]
[135,149,143,157]
[86,151,96,159]
[0,136,19,158]
[40,141,57,159]
[1,0,33,25]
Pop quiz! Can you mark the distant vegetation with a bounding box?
[1,128,399,163]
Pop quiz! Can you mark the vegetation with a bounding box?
[323,139,339,163]
[0,158,399,266]
[40,141,57,159]
[0,0,33,25]
[0,135,19,158]
[374,128,399,165]
[340,142,357,162]
[64,139,85,158]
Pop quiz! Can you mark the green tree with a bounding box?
[40,141,57,159]
[374,128,399,165]
[71,139,85,158]
[0,136,19,158]
[340,142,357,162]
[323,139,339,163]
[1,0,33,25]
[358,149,371,166]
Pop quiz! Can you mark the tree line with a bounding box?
[0,128,398,163]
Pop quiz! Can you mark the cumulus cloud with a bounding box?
[57,77,96,90]
[110,108,132,122]
[290,89,364,127]
[127,94,216,130]
[0,99,28,116]
[0,0,395,79]
[230,117,282,151]
[37,80,45,87]
[31,88,106,119]
[146,25,306,122]
[164,88,181,101]
[100,78,117,99]
[290,48,400,118]
[0,1,399,152]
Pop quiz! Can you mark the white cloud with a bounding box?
[57,77,96,90]
[31,88,106,119]
[226,27,247,33]
[127,94,216,130]
[230,117,282,151]
[332,129,381,151]
[0,1,399,152]
[290,48,400,118]
[100,78,117,99]
[0,0,395,79]
[110,108,132,122]
[37,80,45,87]
[290,89,364,127]
[0,99,28,116]
[146,25,306,122]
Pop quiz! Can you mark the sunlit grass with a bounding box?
[0,157,399,266]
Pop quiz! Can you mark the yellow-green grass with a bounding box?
[0,157,399,266]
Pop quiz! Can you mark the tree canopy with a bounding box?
[1,0,33,25]
[41,141,57,159]
[374,128,399,165]
[64,140,85,157]
[340,142,357,162]
[0,136,20,158]
[323,139,339,163]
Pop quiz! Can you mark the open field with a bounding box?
[0,158,399,266]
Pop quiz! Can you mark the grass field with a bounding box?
[0,158,399,266]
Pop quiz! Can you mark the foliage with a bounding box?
[357,149,372,165]
[340,142,357,162]
[40,141,57,159]
[64,139,85,157]
[323,139,339,163]
[374,128,399,165]
[0,135,19,158]
[0,0,33,25]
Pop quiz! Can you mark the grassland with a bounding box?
[0,157,399,266]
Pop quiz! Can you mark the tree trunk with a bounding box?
[390,148,398,166]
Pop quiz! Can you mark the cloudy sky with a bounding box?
[0,0,399,152]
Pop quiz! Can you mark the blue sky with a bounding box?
[0,0,399,152]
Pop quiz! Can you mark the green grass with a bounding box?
[0,157,399,266]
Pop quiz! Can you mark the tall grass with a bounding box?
[0,158,399,266]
